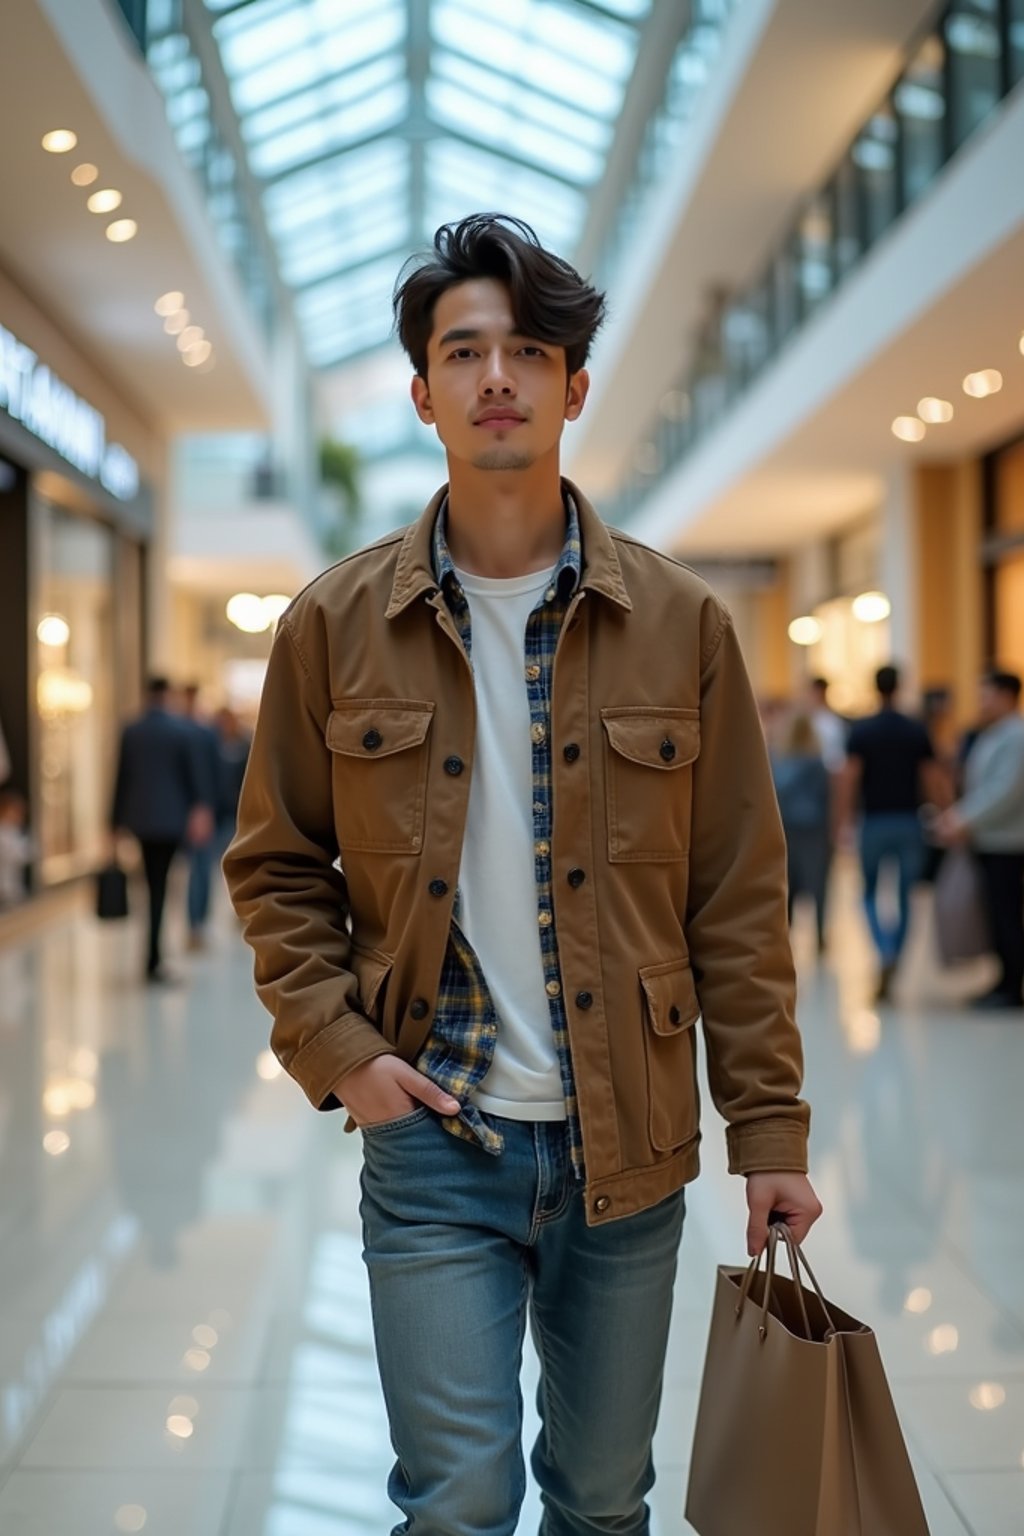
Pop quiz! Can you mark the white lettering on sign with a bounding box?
[0,323,140,500]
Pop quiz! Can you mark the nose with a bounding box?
[480,348,515,397]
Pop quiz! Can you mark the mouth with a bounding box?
[474,411,526,430]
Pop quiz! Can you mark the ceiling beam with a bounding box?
[408,0,429,245]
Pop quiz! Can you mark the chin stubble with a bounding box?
[471,448,535,471]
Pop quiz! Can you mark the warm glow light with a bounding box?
[226,593,270,634]
[892,416,926,443]
[904,1287,933,1315]
[37,614,70,647]
[182,341,213,367]
[846,1010,881,1055]
[788,616,823,647]
[164,310,190,335]
[852,591,891,624]
[106,219,138,243]
[184,1348,211,1372]
[256,1049,283,1080]
[165,1414,194,1439]
[114,1506,148,1533]
[155,291,185,317]
[176,326,204,352]
[87,188,122,214]
[261,594,291,624]
[71,1047,98,1078]
[42,130,77,153]
[926,1324,959,1356]
[71,163,99,187]
[43,1130,71,1156]
[43,1076,95,1116]
[968,1382,1006,1411]
[963,369,1003,398]
[917,397,953,424]
[37,668,94,716]
[1019,332,1024,358]
[169,1395,200,1419]
[192,1324,218,1349]
[43,1085,72,1118]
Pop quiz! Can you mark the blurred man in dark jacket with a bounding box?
[111,677,213,982]
[181,683,222,951]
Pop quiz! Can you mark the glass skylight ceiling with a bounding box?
[205,0,655,368]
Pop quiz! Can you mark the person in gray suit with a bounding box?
[936,669,1024,1010]
[111,677,214,983]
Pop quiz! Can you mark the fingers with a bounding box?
[394,1060,460,1116]
[746,1190,774,1259]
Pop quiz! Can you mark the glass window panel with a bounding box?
[431,50,611,143]
[430,5,622,114]
[249,81,408,175]
[1011,0,1024,85]
[281,216,408,286]
[229,8,404,112]
[795,194,835,315]
[832,156,862,277]
[218,8,312,73]
[426,82,599,182]
[945,3,1002,149]
[895,34,947,206]
[242,54,403,142]
[851,107,899,245]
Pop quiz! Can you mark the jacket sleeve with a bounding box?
[957,735,1024,832]
[685,604,811,1176]
[222,614,396,1109]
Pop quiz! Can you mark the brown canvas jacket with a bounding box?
[224,481,810,1225]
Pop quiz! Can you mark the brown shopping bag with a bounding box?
[933,846,991,965]
[685,1225,929,1535]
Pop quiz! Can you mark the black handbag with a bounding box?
[95,861,129,920]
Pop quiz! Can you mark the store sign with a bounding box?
[0,323,140,501]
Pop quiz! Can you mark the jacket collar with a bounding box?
[385,478,632,619]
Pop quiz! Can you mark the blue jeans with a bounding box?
[359,1109,686,1536]
[859,812,924,964]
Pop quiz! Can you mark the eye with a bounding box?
[518,346,546,357]
[447,348,477,360]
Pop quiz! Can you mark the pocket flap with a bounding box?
[601,709,699,770]
[639,958,701,1036]
[326,700,434,759]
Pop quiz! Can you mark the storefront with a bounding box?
[984,434,1024,678]
[0,290,157,893]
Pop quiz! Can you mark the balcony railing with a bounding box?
[611,0,1024,523]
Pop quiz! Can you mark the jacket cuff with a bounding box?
[283,1013,397,1111]
[726,1119,809,1176]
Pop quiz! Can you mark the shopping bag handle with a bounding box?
[736,1223,838,1344]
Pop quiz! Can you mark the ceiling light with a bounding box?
[892,416,926,442]
[177,325,204,352]
[71,163,99,187]
[183,340,212,367]
[968,1383,1006,1412]
[154,291,185,316]
[963,369,1003,398]
[226,593,271,634]
[106,219,138,243]
[42,129,77,153]
[917,397,953,424]
[87,188,122,214]
[37,614,70,646]
[852,591,891,623]
[164,310,190,335]
[903,1288,932,1315]
[788,616,823,647]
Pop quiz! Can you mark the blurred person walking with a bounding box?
[771,713,833,952]
[839,665,944,1001]
[934,669,1024,1011]
[225,214,820,1536]
[181,683,222,951]
[807,676,847,773]
[0,789,31,908]
[111,677,213,983]
[213,706,251,852]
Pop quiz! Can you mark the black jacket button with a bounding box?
[444,755,464,776]
[660,738,676,762]
[428,879,449,897]
[363,728,383,751]
[575,990,593,1010]
[669,1004,681,1024]
[567,868,586,888]
[410,998,430,1020]
[563,743,580,762]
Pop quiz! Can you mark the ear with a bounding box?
[564,368,589,423]
[411,373,434,425]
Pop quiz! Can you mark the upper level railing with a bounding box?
[609,0,1024,523]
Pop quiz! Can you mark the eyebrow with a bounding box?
[437,327,535,346]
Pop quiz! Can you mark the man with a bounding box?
[808,675,847,773]
[224,215,820,1536]
[111,676,213,983]
[839,665,945,1002]
[935,669,1024,1010]
[180,683,222,950]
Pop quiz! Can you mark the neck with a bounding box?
[444,448,566,578]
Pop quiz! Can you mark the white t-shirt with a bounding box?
[453,562,566,1121]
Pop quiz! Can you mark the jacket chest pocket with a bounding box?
[640,957,701,1152]
[601,707,700,862]
[326,700,434,854]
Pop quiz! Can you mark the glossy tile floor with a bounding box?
[0,857,1022,1536]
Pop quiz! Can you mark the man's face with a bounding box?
[410,278,588,471]
[979,681,1009,723]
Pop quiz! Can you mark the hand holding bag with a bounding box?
[95,861,129,921]
[685,1224,929,1535]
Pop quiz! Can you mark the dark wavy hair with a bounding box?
[393,213,607,379]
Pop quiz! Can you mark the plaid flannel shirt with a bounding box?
[415,496,585,1178]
